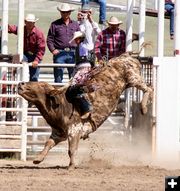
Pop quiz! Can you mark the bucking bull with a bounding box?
[18,53,152,169]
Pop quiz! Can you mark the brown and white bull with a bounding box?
[18,53,152,169]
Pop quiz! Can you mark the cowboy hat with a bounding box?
[25,14,39,22]
[69,31,85,43]
[57,3,75,12]
[107,16,123,25]
[81,4,92,12]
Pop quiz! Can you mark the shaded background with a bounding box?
[0,0,174,62]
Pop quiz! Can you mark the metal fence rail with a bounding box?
[0,61,29,160]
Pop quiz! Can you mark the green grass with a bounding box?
[7,9,174,63]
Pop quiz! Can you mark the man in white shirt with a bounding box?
[77,4,101,51]
[81,0,106,25]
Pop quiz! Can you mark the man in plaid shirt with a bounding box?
[94,16,126,64]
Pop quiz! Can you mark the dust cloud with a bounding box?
[75,124,180,170]
[76,126,153,168]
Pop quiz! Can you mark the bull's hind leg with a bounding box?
[140,86,152,114]
[128,73,153,114]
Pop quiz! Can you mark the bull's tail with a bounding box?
[138,42,152,55]
[127,41,152,57]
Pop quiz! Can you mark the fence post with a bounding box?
[157,0,164,57]
[20,62,29,161]
[17,0,24,61]
[0,0,9,122]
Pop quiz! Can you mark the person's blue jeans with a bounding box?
[165,3,174,36]
[23,53,40,82]
[53,50,75,83]
[81,0,106,23]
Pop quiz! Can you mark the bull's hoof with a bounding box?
[68,164,75,170]
[33,155,44,164]
[82,133,89,140]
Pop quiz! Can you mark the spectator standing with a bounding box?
[78,4,101,66]
[81,0,106,25]
[78,4,101,49]
[94,16,126,64]
[8,13,46,81]
[165,0,175,40]
[47,3,80,83]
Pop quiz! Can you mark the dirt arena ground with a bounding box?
[1,129,180,191]
[1,159,179,191]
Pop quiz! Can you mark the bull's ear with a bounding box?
[44,86,56,95]
[45,88,58,95]
[51,95,59,109]
[47,90,60,109]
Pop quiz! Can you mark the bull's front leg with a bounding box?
[68,132,81,170]
[33,138,55,164]
[33,129,67,164]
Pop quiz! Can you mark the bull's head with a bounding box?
[18,81,54,101]
[17,82,65,109]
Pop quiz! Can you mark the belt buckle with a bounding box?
[64,48,70,52]
[27,51,34,55]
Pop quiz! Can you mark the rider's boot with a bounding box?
[76,95,92,120]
